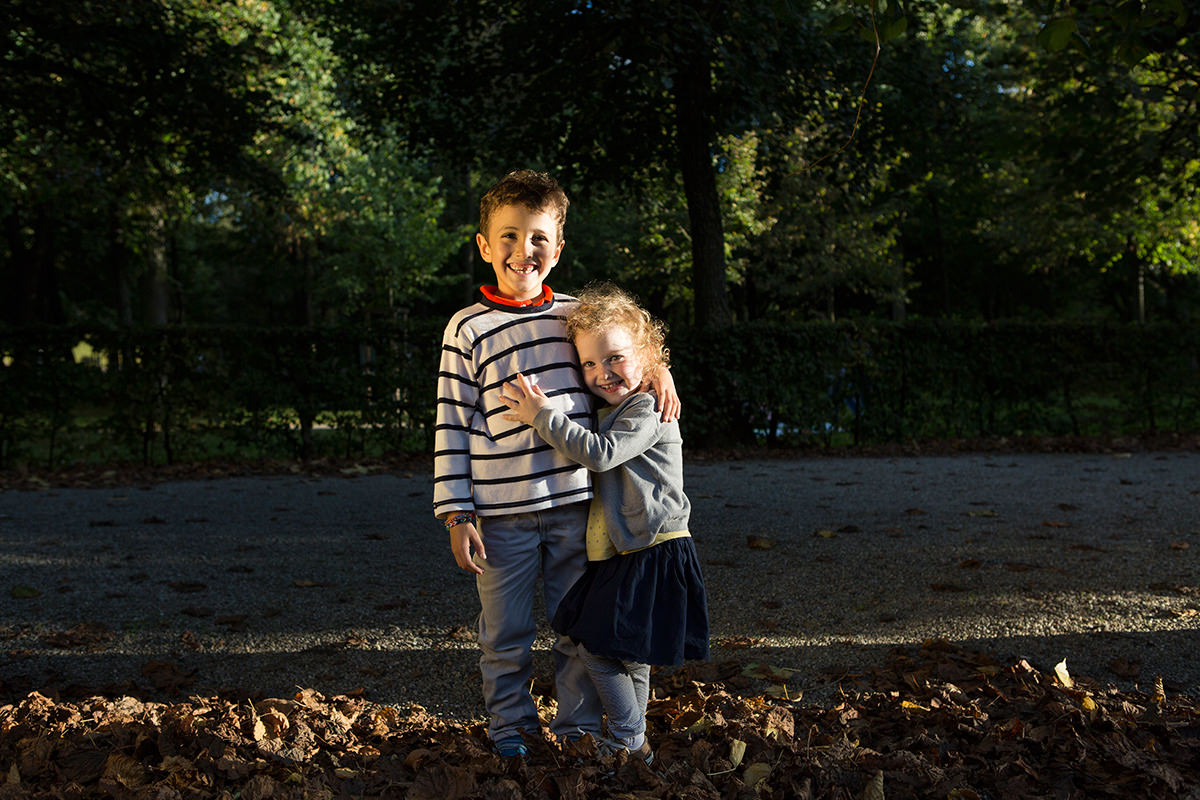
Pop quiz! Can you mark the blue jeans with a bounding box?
[476,503,603,741]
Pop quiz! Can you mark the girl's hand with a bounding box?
[499,372,551,425]
[649,365,681,422]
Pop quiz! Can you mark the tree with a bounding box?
[321,0,866,328]
[0,0,285,326]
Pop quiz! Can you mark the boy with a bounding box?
[434,170,679,757]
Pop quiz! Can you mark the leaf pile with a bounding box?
[1,640,1198,799]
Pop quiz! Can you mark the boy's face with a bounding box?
[476,204,564,302]
[575,326,647,406]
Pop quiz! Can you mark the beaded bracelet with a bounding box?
[444,512,477,530]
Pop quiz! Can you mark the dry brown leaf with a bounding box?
[743,762,772,790]
[102,753,148,788]
[728,739,747,769]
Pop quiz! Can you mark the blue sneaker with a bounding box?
[495,737,528,758]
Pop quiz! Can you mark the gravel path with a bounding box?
[2,452,1198,719]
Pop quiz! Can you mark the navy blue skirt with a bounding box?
[552,536,709,666]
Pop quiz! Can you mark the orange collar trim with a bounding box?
[481,285,554,308]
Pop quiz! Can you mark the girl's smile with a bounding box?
[574,326,646,405]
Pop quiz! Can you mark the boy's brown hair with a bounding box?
[479,169,570,239]
[566,282,669,369]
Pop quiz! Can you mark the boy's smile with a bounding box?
[476,204,564,302]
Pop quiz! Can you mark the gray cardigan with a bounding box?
[530,391,691,554]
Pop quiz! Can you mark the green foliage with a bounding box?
[3,0,1200,329]
[0,322,444,468]
[669,320,1200,447]
[2,321,1197,468]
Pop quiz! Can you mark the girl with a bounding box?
[499,283,709,763]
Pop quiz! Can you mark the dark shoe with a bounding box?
[495,737,528,758]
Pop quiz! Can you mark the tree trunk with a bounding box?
[462,165,477,305]
[674,58,732,330]
[143,205,171,326]
[109,207,136,327]
[2,206,66,326]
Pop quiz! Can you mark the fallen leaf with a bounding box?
[1054,658,1073,688]
[742,663,797,682]
[729,739,747,768]
[103,753,148,788]
[744,762,772,790]
[747,535,776,549]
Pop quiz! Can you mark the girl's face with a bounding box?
[574,326,647,406]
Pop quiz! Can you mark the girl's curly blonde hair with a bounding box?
[566,283,669,369]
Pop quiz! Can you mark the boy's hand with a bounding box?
[499,372,551,425]
[649,365,681,422]
[449,519,486,575]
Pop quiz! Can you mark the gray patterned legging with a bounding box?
[578,642,651,748]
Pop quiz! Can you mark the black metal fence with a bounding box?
[2,320,1197,468]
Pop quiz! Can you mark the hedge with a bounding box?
[1,320,1196,468]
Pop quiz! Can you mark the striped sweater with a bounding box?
[434,292,595,518]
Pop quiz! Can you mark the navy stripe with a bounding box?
[435,498,475,511]
[472,464,583,486]
[480,362,581,395]
[466,443,557,460]
[442,343,471,361]
[476,487,591,513]
[453,307,492,337]
[477,337,572,379]
[474,312,568,345]
[438,371,475,388]
[432,472,472,484]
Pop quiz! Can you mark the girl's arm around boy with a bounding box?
[500,373,664,471]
